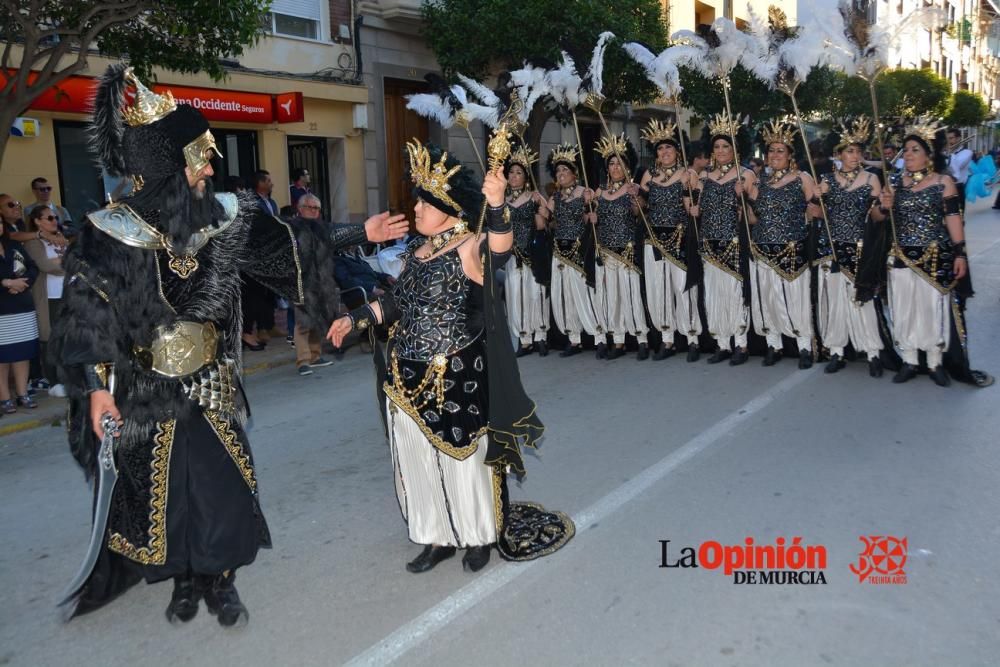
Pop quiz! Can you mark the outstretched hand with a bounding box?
[327,316,353,348]
[364,211,408,243]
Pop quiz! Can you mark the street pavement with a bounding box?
[2,198,999,666]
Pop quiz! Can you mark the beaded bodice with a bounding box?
[647,180,688,228]
[751,177,808,244]
[822,173,872,243]
[596,194,636,250]
[553,195,586,242]
[700,177,740,240]
[892,179,949,247]
[393,247,482,360]
[508,199,538,251]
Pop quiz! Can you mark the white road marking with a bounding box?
[344,369,815,666]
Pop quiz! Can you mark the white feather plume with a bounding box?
[510,62,551,122]
[587,31,616,98]
[667,30,713,78]
[457,73,499,106]
[623,41,682,99]
[547,51,586,108]
[405,92,455,128]
[739,5,780,84]
[711,18,752,77]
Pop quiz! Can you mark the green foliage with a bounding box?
[420,0,668,110]
[945,89,990,127]
[815,68,952,122]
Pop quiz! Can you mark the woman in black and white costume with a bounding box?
[815,116,889,377]
[742,119,817,369]
[328,140,574,574]
[638,119,702,362]
[588,133,649,360]
[504,146,550,357]
[687,115,754,365]
[872,121,993,387]
[546,144,601,357]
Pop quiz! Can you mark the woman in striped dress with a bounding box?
[0,213,40,412]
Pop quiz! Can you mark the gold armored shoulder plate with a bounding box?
[87,192,238,253]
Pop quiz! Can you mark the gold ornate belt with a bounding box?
[134,320,219,378]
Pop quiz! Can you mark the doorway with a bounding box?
[210,129,259,192]
[383,78,429,217]
[288,136,330,216]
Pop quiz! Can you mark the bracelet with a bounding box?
[953,240,968,258]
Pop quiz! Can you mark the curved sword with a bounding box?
[58,414,121,607]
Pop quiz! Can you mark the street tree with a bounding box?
[945,89,991,128]
[0,0,269,160]
[420,0,669,149]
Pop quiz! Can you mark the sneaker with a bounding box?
[286,335,294,345]
[48,384,67,397]
[29,378,50,392]
[297,365,314,376]
[309,357,334,368]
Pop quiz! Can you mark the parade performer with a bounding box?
[327,140,573,573]
[638,119,702,361]
[53,65,406,626]
[871,121,993,387]
[589,134,649,360]
[504,146,551,357]
[688,116,753,365]
[743,119,817,369]
[546,144,601,357]
[815,117,888,376]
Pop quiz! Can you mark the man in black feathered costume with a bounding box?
[51,65,406,626]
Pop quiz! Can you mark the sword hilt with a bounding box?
[99,413,120,471]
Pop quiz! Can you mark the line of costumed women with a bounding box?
[690,115,751,365]
[744,119,816,369]
[815,116,888,377]
[638,119,702,361]
[546,143,601,357]
[859,120,993,388]
[589,134,649,360]
[503,146,551,358]
[331,140,574,573]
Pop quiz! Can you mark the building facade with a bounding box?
[2,0,370,225]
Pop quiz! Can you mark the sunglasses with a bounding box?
[34,186,53,192]
[4,202,20,209]
[40,215,58,222]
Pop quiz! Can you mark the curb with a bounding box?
[0,358,293,438]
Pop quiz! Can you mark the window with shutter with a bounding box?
[267,0,322,40]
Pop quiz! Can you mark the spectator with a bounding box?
[224,175,246,193]
[290,194,334,376]
[946,128,972,215]
[241,170,278,350]
[0,210,39,412]
[289,167,311,209]
[2,192,66,250]
[688,141,711,175]
[23,205,67,397]
[24,177,74,237]
[749,157,765,177]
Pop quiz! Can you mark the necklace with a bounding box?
[428,220,470,251]
[506,186,527,201]
[606,179,626,195]
[560,185,577,199]
[836,167,862,189]
[717,161,735,176]
[656,163,680,179]
[906,167,931,184]
[768,167,792,184]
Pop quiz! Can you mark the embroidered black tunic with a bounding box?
[699,177,742,276]
[818,173,873,277]
[552,195,588,273]
[751,177,809,279]
[647,179,690,268]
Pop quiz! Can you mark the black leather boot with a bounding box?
[892,363,918,384]
[595,342,608,359]
[929,365,951,387]
[515,345,533,358]
[707,349,731,364]
[406,545,456,573]
[202,571,248,628]
[636,343,650,360]
[652,344,675,361]
[686,344,700,363]
[798,350,813,370]
[824,354,845,374]
[165,576,202,625]
[729,348,749,366]
[462,545,492,572]
[868,356,884,378]
[559,345,581,358]
[536,341,549,357]
[606,346,625,360]
[762,346,781,366]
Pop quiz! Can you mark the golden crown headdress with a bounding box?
[594,133,629,160]
[122,68,177,127]
[641,119,678,146]
[707,113,741,139]
[835,116,872,150]
[904,116,941,145]
[508,145,539,172]
[548,143,579,166]
[760,118,798,147]
[406,138,462,214]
